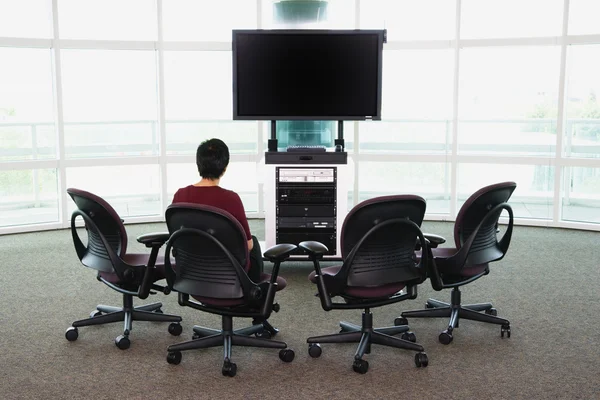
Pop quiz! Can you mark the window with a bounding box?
[565,45,600,158]
[163,0,256,41]
[60,50,158,158]
[458,47,561,156]
[458,163,554,220]
[460,0,563,39]
[362,49,454,154]
[562,167,600,223]
[0,48,56,161]
[0,0,53,38]
[568,0,600,35]
[0,169,59,227]
[163,51,257,154]
[66,165,161,218]
[57,0,157,40]
[361,0,456,41]
[358,162,451,214]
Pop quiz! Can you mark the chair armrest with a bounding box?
[263,243,297,262]
[136,232,170,248]
[423,233,446,248]
[299,241,329,259]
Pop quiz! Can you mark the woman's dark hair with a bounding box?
[196,138,230,180]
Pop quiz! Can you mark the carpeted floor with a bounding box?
[0,220,598,399]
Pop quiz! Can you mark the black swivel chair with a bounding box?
[65,188,182,349]
[299,195,430,374]
[163,203,297,377]
[400,182,516,344]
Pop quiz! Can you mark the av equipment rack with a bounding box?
[276,167,337,256]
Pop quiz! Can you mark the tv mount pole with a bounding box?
[335,120,344,151]
[268,120,278,152]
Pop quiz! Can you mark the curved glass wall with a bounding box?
[1,0,600,233]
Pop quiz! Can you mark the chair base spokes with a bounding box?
[191,318,279,340]
[400,287,511,345]
[65,293,182,349]
[166,315,294,377]
[307,309,428,374]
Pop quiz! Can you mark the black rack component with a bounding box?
[275,167,337,256]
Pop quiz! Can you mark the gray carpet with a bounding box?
[0,220,598,400]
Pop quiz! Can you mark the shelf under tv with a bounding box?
[265,151,347,165]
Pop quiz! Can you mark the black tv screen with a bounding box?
[232,30,385,121]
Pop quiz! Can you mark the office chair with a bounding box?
[399,182,516,344]
[65,188,182,349]
[300,195,430,374]
[163,203,296,377]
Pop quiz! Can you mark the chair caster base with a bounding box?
[439,330,453,345]
[401,331,416,342]
[65,327,79,341]
[167,351,182,365]
[279,348,295,362]
[168,322,182,336]
[115,335,130,350]
[415,352,428,367]
[222,360,237,377]
[352,358,369,374]
[308,343,322,358]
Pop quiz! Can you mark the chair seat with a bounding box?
[192,274,287,307]
[431,247,489,277]
[99,253,167,284]
[308,266,406,299]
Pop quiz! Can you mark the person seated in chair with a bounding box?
[171,138,264,282]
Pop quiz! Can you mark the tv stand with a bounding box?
[263,120,349,260]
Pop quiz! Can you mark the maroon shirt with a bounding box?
[171,185,252,240]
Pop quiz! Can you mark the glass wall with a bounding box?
[1,0,600,232]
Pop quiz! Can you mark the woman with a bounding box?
[171,138,263,282]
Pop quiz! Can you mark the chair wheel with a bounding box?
[279,349,295,363]
[485,308,497,316]
[222,361,237,377]
[168,323,183,336]
[501,324,511,338]
[401,331,417,343]
[308,343,322,358]
[65,327,78,341]
[115,335,130,350]
[167,351,182,365]
[255,329,272,339]
[439,330,453,345]
[90,310,102,318]
[394,317,408,326]
[425,302,434,309]
[352,358,369,374]
[415,352,429,368]
[192,332,201,340]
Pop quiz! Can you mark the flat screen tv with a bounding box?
[232,29,385,121]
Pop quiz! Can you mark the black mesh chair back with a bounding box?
[165,203,250,300]
[339,195,427,289]
[67,188,127,274]
[453,182,516,266]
